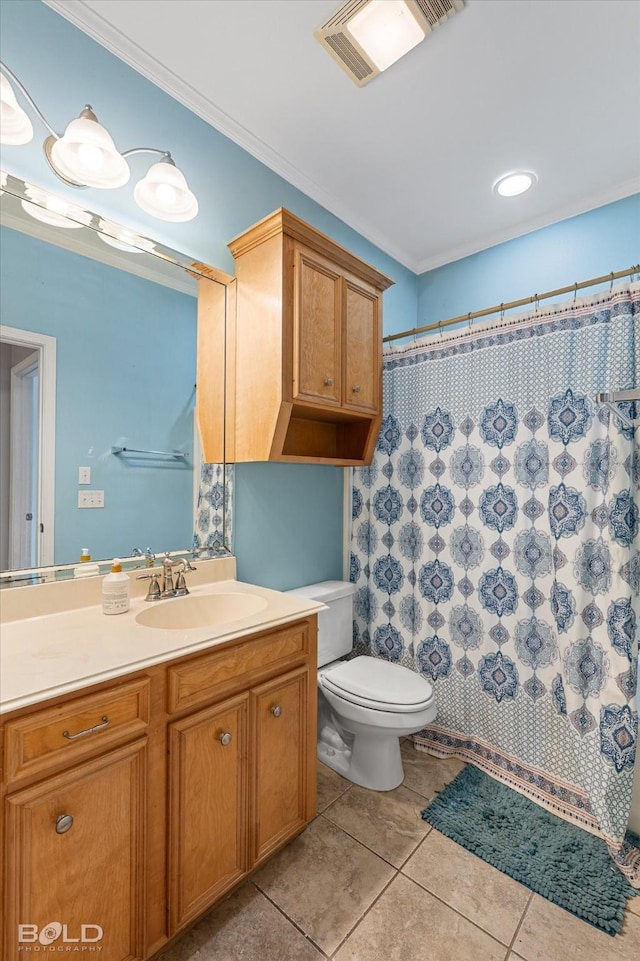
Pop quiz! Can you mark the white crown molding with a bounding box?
[43,0,419,272]
[0,204,197,296]
[415,176,640,274]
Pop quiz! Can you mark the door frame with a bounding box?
[10,351,39,569]
[1,325,56,568]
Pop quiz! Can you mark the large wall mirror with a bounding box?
[0,172,232,585]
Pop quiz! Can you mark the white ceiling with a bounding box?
[47,0,640,273]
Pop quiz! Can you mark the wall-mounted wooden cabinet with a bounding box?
[210,209,393,466]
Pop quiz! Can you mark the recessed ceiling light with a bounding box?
[493,171,537,197]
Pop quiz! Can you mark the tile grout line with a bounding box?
[248,878,331,960]
[326,866,401,959]
[318,808,432,872]
[504,890,535,961]
[317,812,519,957]
[397,850,524,950]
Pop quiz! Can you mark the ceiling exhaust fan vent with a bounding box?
[315,0,464,87]
[326,32,374,83]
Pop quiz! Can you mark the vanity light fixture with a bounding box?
[21,183,93,229]
[97,218,156,253]
[0,61,198,222]
[133,160,199,223]
[0,71,33,144]
[493,171,537,197]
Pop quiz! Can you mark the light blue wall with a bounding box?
[0,0,417,590]
[1,226,196,564]
[234,465,344,590]
[415,194,640,336]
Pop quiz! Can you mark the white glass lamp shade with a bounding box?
[134,161,198,222]
[98,218,156,253]
[348,0,425,72]
[49,113,130,188]
[21,184,93,229]
[0,73,34,145]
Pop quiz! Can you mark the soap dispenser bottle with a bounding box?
[102,559,130,615]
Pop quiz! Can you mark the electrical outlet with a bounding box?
[78,466,91,485]
[78,490,104,509]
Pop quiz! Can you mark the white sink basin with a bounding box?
[135,592,267,630]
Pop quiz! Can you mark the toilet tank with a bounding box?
[286,580,355,667]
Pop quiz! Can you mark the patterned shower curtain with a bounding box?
[351,283,639,883]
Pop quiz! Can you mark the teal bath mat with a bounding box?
[421,764,639,935]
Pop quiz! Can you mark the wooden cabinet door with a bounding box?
[293,244,342,406]
[4,739,146,961]
[343,276,381,414]
[250,667,310,866]
[168,693,248,933]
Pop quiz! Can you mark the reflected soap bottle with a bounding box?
[102,559,131,615]
[74,548,99,578]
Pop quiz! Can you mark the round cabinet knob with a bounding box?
[324,378,333,387]
[55,814,74,834]
[219,732,232,746]
[352,385,361,393]
[270,705,282,718]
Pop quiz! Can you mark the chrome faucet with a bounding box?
[137,553,196,601]
[131,546,154,568]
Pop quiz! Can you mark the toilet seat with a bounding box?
[320,656,434,714]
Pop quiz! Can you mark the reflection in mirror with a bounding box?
[0,173,232,586]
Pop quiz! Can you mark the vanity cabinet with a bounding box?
[251,667,311,865]
[167,622,316,933]
[3,684,148,961]
[218,208,393,465]
[1,616,317,961]
[168,693,249,932]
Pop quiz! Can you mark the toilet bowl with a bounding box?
[318,655,436,790]
[286,581,436,792]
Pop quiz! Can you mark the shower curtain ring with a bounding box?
[438,320,443,339]
[610,271,615,291]
[534,294,539,314]
[467,312,472,330]
[500,302,505,323]
[573,282,578,301]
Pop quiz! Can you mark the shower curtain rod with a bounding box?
[382,264,640,344]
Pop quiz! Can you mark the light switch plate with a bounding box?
[78,490,104,509]
[78,466,91,484]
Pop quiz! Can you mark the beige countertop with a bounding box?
[0,559,324,714]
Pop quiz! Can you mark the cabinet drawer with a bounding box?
[4,677,150,784]
[168,620,310,714]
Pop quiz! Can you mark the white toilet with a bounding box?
[287,581,436,791]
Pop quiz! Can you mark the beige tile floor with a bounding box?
[159,742,640,961]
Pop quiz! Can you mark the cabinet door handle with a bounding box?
[219,732,232,746]
[351,385,361,393]
[62,715,110,740]
[324,378,333,386]
[56,814,74,834]
[270,705,282,718]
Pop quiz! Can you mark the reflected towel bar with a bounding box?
[111,446,188,459]
[594,389,639,429]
